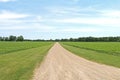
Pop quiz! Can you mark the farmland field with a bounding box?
[61,42,120,68]
[0,42,53,80]
[0,42,52,55]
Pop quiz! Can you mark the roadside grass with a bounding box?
[62,42,120,56]
[0,42,51,55]
[61,43,120,68]
[0,42,53,80]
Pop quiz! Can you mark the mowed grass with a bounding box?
[0,42,53,80]
[62,42,120,56]
[0,42,51,55]
[61,42,120,68]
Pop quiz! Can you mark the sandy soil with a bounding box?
[33,43,120,80]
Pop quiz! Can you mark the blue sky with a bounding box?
[0,0,120,39]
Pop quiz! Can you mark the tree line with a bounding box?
[0,35,24,41]
[1,36,120,42]
[32,36,120,42]
[57,36,120,42]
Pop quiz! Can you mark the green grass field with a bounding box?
[0,42,53,80]
[61,42,120,68]
[62,42,120,56]
[0,42,52,55]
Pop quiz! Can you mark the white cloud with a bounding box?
[54,10,120,27]
[47,6,120,20]
[0,10,29,19]
[0,20,55,31]
[47,6,99,17]
[0,0,16,2]
[0,26,27,30]
[34,16,44,22]
[1,8,120,33]
[0,16,44,27]
[0,10,34,27]
[100,10,120,17]
[62,28,100,32]
[0,18,100,32]
[32,23,55,31]
[0,10,45,30]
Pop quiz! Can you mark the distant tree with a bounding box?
[4,37,9,41]
[9,35,16,41]
[59,36,120,42]
[0,37,4,41]
[70,38,73,41]
[55,39,60,42]
[33,39,45,41]
[16,36,24,41]
[61,38,69,41]
[0,37,2,41]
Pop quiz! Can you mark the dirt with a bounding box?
[32,43,120,80]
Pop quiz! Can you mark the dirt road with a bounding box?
[33,43,120,80]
